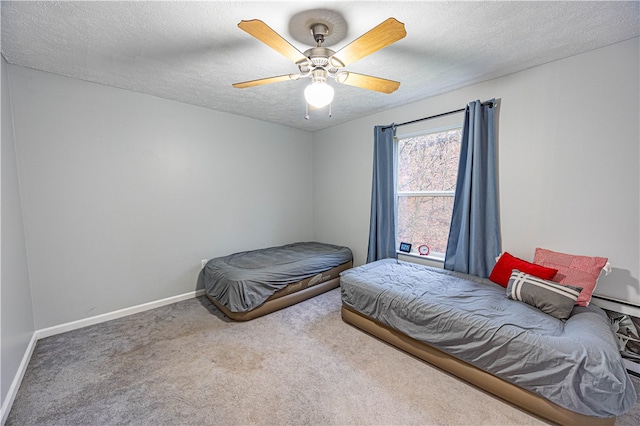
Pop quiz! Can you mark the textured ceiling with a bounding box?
[1,1,639,132]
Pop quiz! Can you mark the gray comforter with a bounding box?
[340,259,637,417]
[204,242,352,313]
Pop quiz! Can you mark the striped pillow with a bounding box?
[506,270,583,320]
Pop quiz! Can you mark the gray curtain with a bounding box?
[366,125,397,263]
[444,100,501,277]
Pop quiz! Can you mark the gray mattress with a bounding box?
[340,259,637,418]
[204,242,352,313]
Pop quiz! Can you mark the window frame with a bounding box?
[394,124,463,260]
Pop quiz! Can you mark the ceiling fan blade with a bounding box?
[332,18,406,66]
[233,74,299,89]
[337,72,400,94]
[238,19,307,64]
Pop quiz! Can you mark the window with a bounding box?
[396,126,462,258]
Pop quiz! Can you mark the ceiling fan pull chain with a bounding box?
[304,101,310,120]
[329,102,332,118]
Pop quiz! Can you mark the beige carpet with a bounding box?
[7,288,640,425]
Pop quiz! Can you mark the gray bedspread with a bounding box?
[340,259,637,417]
[204,242,352,313]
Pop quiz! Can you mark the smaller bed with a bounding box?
[203,242,352,321]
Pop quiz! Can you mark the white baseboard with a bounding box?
[591,294,640,318]
[36,289,206,339]
[0,289,205,425]
[1,332,37,426]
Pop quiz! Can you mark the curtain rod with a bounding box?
[381,100,495,132]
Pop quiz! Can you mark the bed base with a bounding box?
[207,261,352,321]
[341,304,616,426]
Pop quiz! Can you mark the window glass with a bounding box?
[396,127,462,257]
[397,196,455,255]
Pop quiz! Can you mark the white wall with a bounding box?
[8,65,314,329]
[1,56,35,411]
[313,37,640,305]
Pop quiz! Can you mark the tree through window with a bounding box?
[396,126,462,257]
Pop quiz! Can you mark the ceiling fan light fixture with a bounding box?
[304,81,334,108]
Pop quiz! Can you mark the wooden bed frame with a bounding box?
[207,261,352,321]
[341,304,616,426]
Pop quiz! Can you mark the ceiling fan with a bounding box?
[232,12,406,115]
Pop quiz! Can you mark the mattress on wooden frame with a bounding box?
[208,260,352,321]
[341,304,616,426]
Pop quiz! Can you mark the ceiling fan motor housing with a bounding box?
[298,47,343,76]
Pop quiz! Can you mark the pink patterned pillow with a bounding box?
[533,248,608,307]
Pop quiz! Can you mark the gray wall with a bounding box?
[7,65,315,329]
[313,37,640,305]
[1,56,35,407]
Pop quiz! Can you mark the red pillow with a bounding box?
[489,252,558,287]
[533,248,608,307]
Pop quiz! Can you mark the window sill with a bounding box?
[397,251,445,266]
